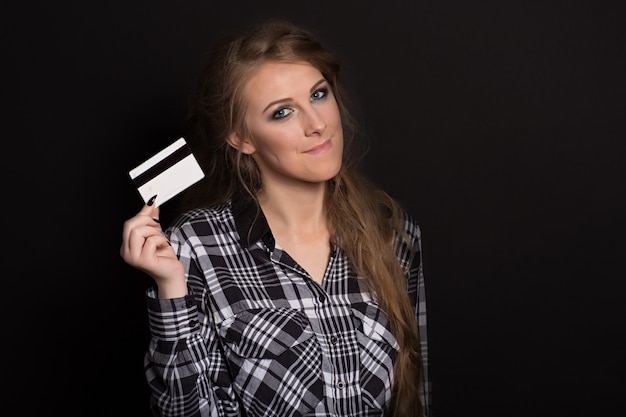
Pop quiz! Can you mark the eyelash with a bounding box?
[311,87,328,101]
[271,86,329,120]
[272,106,294,120]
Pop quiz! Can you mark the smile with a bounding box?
[304,138,332,154]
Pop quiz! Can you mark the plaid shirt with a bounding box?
[144,198,431,416]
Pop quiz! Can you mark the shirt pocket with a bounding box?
[352,301,399,409]
[219,308,324,417]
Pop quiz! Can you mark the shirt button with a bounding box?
[330,336,338,345]
[318,294,326,303]
[336,381,345,389]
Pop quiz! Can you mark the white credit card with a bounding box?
[128,137,205,207]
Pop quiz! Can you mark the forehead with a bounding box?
[244,61,324,102]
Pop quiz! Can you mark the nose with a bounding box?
[303,106,327,137]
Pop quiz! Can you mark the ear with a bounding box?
[226,131,256,155]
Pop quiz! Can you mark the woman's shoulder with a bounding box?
[390,204,423,259]
[398,208,422,241]
[166,200,234,233]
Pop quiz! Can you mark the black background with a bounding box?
[4,1,624,416]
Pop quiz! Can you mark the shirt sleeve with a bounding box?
[403,214,432,416]
[143,230,241,417]
[415,230,432,415]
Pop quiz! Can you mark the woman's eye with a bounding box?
[272,107,294,119]
[311,87,328,101]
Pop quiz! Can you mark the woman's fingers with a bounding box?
[120,200,163,260]
[120,196,186,292]
[123,224,165,263]
[131,232,184,284]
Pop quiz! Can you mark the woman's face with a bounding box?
[234,61,344,188]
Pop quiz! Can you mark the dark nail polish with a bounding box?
[152,218,160,223]
[147,195,157,206]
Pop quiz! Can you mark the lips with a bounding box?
[304,138,332,154]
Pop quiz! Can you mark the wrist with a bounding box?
[156,278,188,299]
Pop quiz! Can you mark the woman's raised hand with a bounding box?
[120,198,187,298]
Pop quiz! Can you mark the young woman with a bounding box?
[121,19,431,417]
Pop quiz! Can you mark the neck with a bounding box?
[257,181,327,231]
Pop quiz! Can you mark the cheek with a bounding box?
[326,101,342,127]
[252,128,297,156]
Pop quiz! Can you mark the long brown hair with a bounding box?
[180,19,424,416]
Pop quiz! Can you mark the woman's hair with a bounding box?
[179,19,424,417]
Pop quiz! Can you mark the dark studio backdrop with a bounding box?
[4,1,624,416]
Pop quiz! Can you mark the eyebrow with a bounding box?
[262,78,327,114]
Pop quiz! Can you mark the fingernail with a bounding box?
[147,195,157,206]
[152,218,160,223]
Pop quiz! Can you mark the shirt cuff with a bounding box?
[145,287,199,340]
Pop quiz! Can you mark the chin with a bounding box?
[315,164,343,183]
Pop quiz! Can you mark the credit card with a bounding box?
[128,137,205,207]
